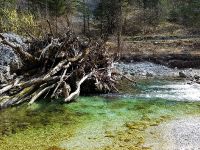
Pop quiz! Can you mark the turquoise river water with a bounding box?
[1,79,200,150]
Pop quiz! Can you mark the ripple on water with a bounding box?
[137,80,200,101]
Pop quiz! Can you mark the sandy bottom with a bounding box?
[144,117,200,150]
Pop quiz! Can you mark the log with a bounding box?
[0,78,21,95]
[20,76,60,89]
[0,84,13,95]
[0,86,35,108]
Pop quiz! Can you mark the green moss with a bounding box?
[0,100,93,150]
[18,87,33,97]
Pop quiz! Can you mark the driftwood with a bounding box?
[0,31,120,109]
[65,71,93,102]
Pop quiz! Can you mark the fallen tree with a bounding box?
[0,31,120,109]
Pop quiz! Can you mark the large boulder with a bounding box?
[0,33,26,82]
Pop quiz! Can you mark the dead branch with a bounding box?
[28,84,55,105]
[47,20,54,36]
[0,78,20,95]
[44,61,71,79]
[63,81,71,98]
[64,72,93,102]
[51,68,68,98]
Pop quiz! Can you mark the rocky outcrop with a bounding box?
[0,33,26,83]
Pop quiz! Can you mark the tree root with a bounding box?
[0,30,123,109]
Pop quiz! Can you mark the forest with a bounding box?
[1,0,199,36]
[0,0,200,150]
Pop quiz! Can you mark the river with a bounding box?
[0,62,200,150]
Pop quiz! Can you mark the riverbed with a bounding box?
[1,62,200,150]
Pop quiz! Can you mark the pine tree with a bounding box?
[28,0,66,16]
[94,0,130,35]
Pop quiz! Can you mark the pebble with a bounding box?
[145,117,200,150]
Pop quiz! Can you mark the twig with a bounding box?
[47,20,54,36]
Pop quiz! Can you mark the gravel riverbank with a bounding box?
[144,117,200,150]
[115,61,200,78]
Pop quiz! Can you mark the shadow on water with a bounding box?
[0,99,96,136]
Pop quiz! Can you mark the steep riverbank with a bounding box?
[118,34,200,69]
[1,47,200,149]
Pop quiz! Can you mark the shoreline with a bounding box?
[144,116,200,150]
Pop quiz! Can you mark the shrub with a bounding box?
[0,8,37,35]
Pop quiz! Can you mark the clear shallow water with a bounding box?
[1,79,200,150]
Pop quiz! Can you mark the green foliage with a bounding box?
[77,0,92,16]
[0,0,37,34]
[169,0,200,27]
[143,0,160,9]
[0,8,36,35]
[66,0,79,15]
[0,0,16,7]
[94,0,129,34]
[47,0,66,16]
[0,0,199,35]
[28,0,79,17]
